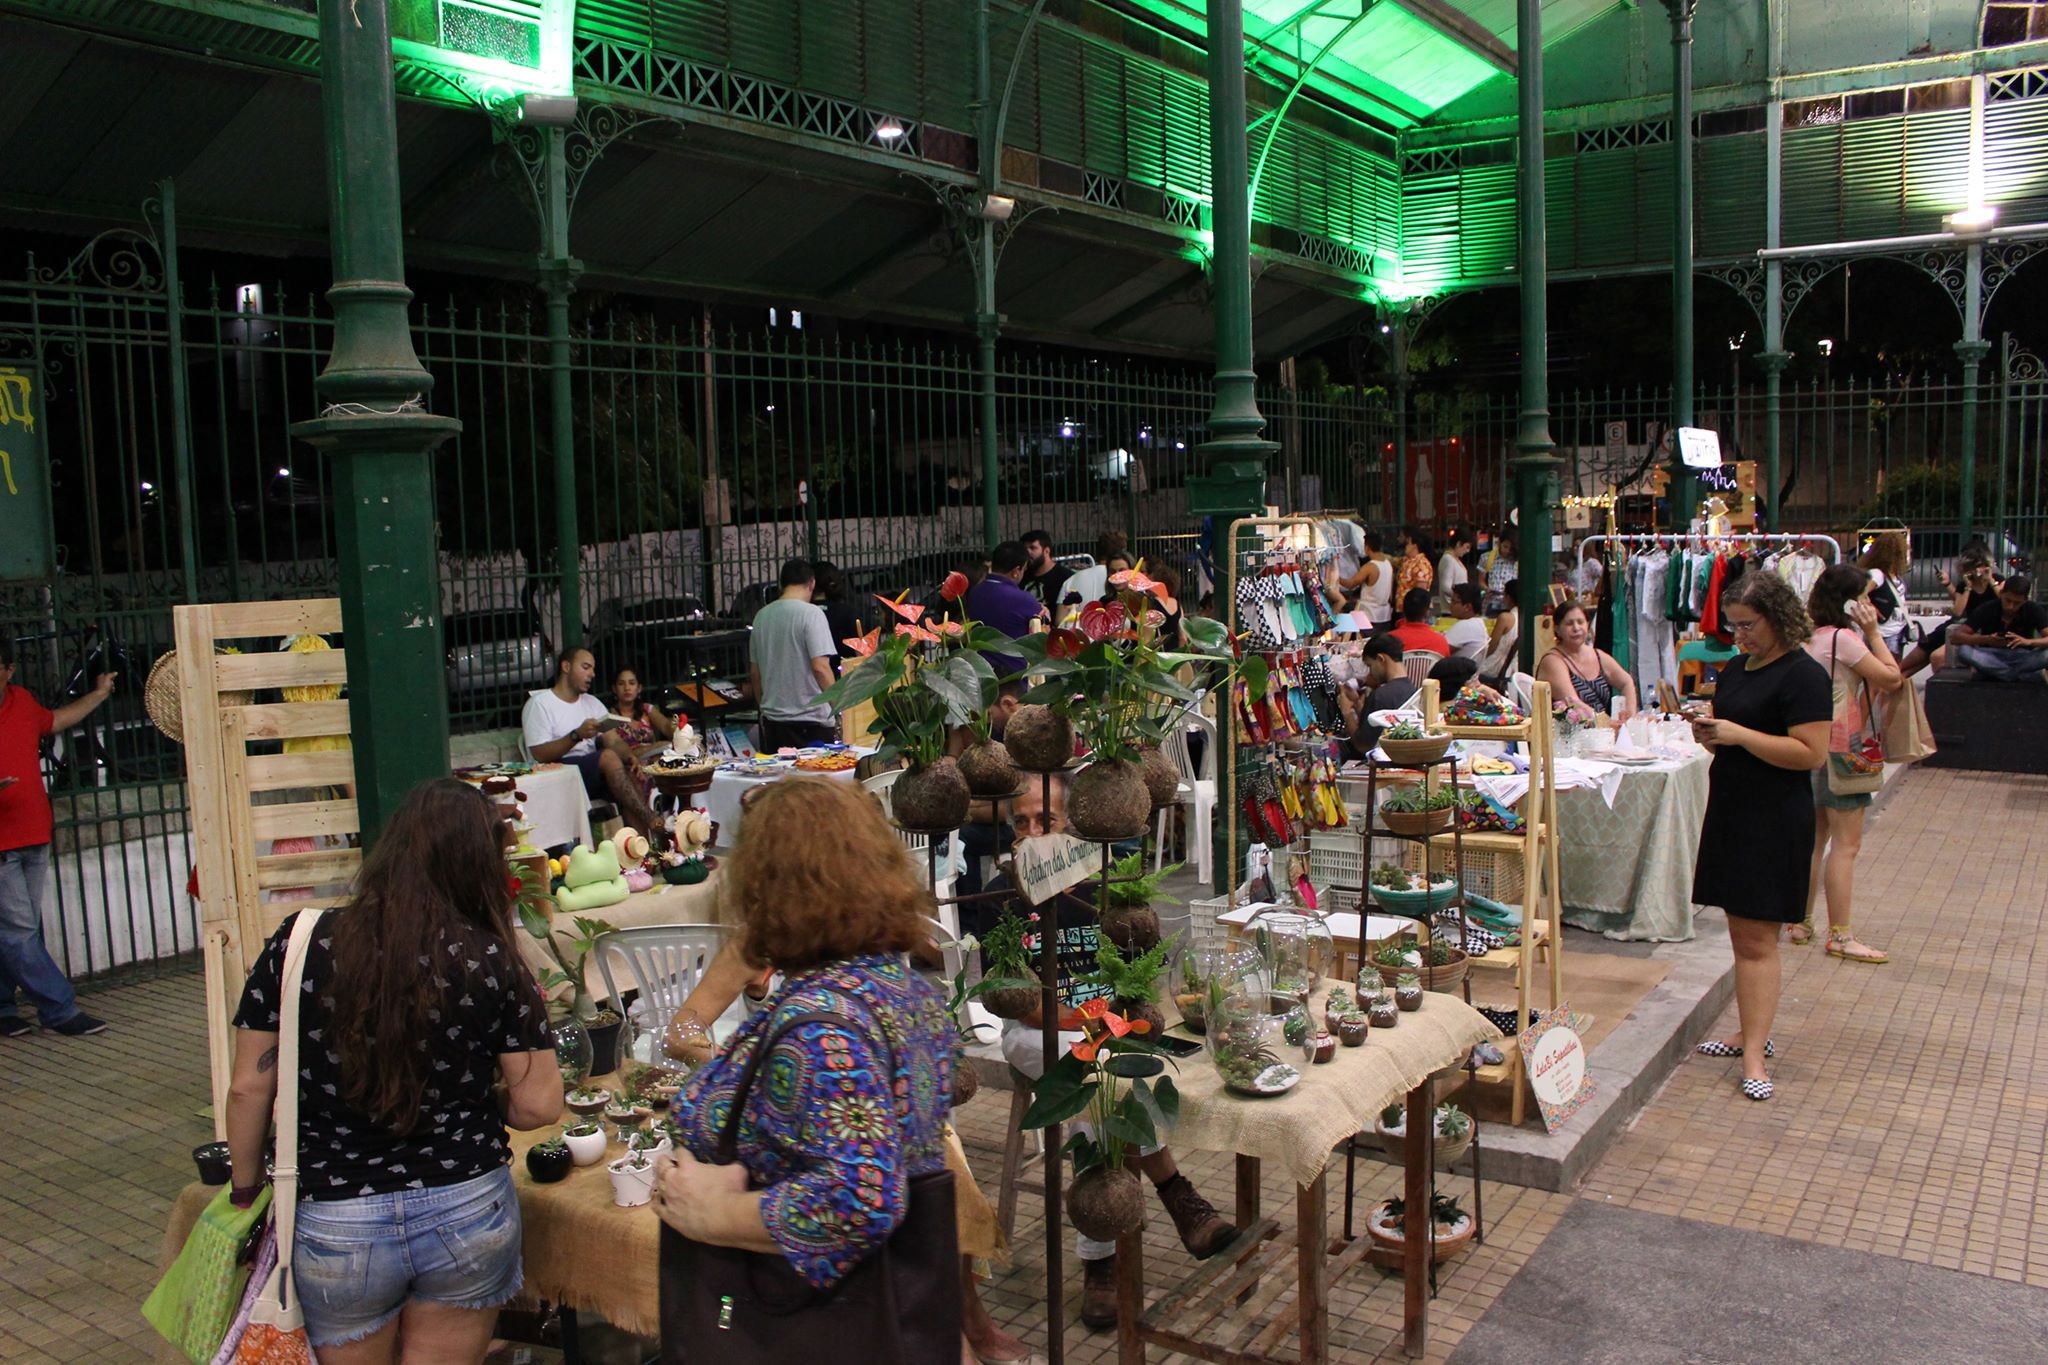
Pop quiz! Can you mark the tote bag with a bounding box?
[659,1008,960,1365]
[231,909,325,1365]
[1827,634,1885,797]
[143,1184,274,1362]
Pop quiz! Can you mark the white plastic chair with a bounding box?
[592,924,731,1063]
[862,769,958,929]
[1152,703,1216,885]
[1403,650,1438,688]
[1512,670,1536,715]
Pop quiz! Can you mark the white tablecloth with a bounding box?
[461,763,592,853]
[699,756,865,845]
[1555,750,1711,942]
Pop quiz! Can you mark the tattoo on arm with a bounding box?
[257,1045,278,1074]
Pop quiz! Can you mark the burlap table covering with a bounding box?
[1161,983,1500,1188]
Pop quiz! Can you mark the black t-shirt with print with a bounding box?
[1963,598,2048,641]
[233,909,554,1201]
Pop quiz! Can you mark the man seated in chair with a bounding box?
[986,775,1238,1333]
[522,646,658,835]
[1948,575,2048,683]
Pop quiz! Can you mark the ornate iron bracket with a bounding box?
[923,178,1053,279]
[1984,237,2048,311]
[495,102,661,232]
[28,195,164,294]
[1701,260,1766,327]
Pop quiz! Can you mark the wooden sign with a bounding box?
[1012,833,1103,906]
[1519,1004,1593,1133]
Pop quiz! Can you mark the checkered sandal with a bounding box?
[1741,1077,1775,1102]
[1695,1038,1776,1059]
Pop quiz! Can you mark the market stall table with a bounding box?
[1114,984,1498,1363]
[1551,750,1710,942]
[698,750,868,844]
[456,761,593,852]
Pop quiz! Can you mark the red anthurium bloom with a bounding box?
[874,592,926,622]
[1047,628,1088,660]
[940,570,971,601]
[1109,568,1167,599]
[1071,1035,1102,1063]
[1079,600,1127,642]
[1077,997,1132,1037]
[1144,609,1166,630]
[894,621,942,644]
[1125,1017,1152,1035]
[931,618,966,639]
[841,628,881,657]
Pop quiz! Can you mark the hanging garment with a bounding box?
[1610,554,1633,678]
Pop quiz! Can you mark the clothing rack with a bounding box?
[1574,531,1842,568]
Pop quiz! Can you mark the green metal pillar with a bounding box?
[291,0,460,844]
[974,0,1002,550]
[156,179,202,602]
[1389,317,1410,527]
[1757,350,1790,531]
[541,127,583,646]
[1663,0,1698,526]
[1190,0,1278,897]
[1957,240,1989,546]
[1514,0,1559,676]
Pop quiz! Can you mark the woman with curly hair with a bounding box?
[1858,529,1912,656]
[653,776,962,1359]
[1688,572,1832,1102]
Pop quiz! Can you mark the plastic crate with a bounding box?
[1422,844,1527,906]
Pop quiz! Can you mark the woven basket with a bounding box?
[143,650,254,743]
[1364,938,1469,992]
[1379,733,1452,765]
[1381,805,1453,836]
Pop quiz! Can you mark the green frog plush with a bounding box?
[555,841,630,913]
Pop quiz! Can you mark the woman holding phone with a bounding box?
[1688,573,1831,1102]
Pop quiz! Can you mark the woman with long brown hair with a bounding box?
[226,779,562,1364]
[1858,530,1911,656]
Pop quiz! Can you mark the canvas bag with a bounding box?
[142,1183,274,1362]
[1826,632,1885,796]
[232,908,325,1365]
[1880,678,1936,765]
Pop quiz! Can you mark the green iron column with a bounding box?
[1957,240,1989,546]
[1663,0,1698,527]
[157,179,202,602]
[1514,0,1559,675]
[1757,350,1790,531]
[1389,316,1410,526]
[540,126,583,646]
[1190,0,1279,897]
[291,0,460,843]
[974,0,1002,549]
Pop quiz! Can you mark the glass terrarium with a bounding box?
[553,1013,593,1089]
[1250,910,1334,999]
[1205,986,1312,1096]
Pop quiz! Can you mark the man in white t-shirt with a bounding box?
[522,646,656,835]
[1443,583,1490,660]
[748,558,840,750]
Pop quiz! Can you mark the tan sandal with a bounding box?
[1786,921,1815,947]
[1825,927,1888,964]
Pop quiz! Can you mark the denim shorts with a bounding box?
[294,1166,523,1347]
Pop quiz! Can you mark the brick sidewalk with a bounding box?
[7,767,2042,1362]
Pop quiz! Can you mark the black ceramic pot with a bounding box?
[192,1141,232,1186]
[526,1142,574,1184]
[587,1017,625,1076]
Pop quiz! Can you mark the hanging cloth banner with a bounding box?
[0,365,53,580]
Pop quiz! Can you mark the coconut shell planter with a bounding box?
[1069,758,1151,842]
[892,757,971,832]
[957,739,1022,797]
[1004,705,1076,773]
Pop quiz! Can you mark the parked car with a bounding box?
[586,594,716,688]
[444,607,550,725]
[1899,527,2031,607]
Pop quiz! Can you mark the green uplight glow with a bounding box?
[394,0,576,97]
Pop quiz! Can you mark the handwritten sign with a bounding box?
[1518,1003,1593,1133]
[0,365,53,580]
[1676,426,1723,470]
[1012,833,1103,907]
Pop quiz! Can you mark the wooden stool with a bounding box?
[994,1065,1045,1244]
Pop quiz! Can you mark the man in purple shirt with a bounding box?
[964,541,1048,678]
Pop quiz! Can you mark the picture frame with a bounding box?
[702,728,734,760]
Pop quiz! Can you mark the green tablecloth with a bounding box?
[1556,751,1711,942]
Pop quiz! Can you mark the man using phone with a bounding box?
[1949,575,2048,683]
[522,645,657,834]
[0,638,116,1037]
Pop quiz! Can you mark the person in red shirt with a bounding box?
[1384,588,1451,657]
[0,638,118,1037]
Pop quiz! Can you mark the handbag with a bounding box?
[1880,677,1936,764]
[142,1183,274,1362]
[1826,633,1885,797]
[659,1007,961,1365]
[232,908,325,1364]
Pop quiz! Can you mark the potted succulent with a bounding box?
[1310,1032,1337,1063]
[1375,1102,1476,1167]
[1369,934,1468,991]
[1366,990,1400,1030]
[526,1136,574,1184]
[1378,785,1459,836]
[815,593,1021,830]
[608,1150,659,1207]
[1337,1014,1370,1046]
[1007,572,1234,840]
[1366,1192,1476,1266]
[1322,985,1353,1035]
[1395,973,1425,1012]
[565,1086,612,1117]
[1099,853,1182,951]
[563,1120,608,1167]
[625,1125,672,1160]
[1378,718,1453,766]
[1083,935,1174,1041]
[1020,998,1179,1242]
[606,1078,653,1134]
[975,907,1044,1021]
[1364,862,1459,917]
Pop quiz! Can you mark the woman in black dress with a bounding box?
[1689,572,1831,1102]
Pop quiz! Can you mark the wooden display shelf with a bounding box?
[1466,919,1550,971]
[1453,829,1530,853]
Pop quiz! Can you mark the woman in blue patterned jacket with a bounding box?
[653,775,953,1290]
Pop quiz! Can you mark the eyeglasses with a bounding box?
[1726,617,1765,634]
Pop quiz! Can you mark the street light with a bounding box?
[1944,205,1999,234]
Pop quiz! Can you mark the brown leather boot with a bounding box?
[1156,1174,1236,1259]
[1079,1255,1118,1331]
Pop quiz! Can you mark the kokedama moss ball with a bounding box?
[1138,745,1181,809]
[957,738,1021,796]
[1068,758,1150,841]
[1004,705,1075,772]
[1100,902,1161,951]
[1068,1167,1145,1242]
[891,758,970,831]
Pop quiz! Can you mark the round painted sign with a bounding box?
[1525,1023,1587,1110]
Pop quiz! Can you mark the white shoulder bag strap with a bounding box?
[251,907,325,1334]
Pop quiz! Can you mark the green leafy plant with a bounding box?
[534,1136,568,1155]
[1021,999,1180,1179]
[1102,852,1183,909]
[564,1120,601,1138]
[517,904,620,1021]
[1086,935,1174,1006]
[1380,785,1458,813]
[1382,719,1434,741]
[1373,940,1420,969]
[1380,1193,1466,1229]
[812,594,1018,766]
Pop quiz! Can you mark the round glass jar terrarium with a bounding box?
[1205,988,1313,1097]
[1249,910,1334,998]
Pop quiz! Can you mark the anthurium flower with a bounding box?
[841,628,881,657]
[1109,568,1167,599]
[940,570,971,601]
[931,618,966,639]
[1077,997,1132,1037]
[1047,628,1088,660]
[1072,1034,1102,1063]
[894,621,941,644]
[1079,600,1127,641]
[874,592,926,622]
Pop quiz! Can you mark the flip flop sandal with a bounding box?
[1786,922,1815,947]
[1741,1077,1775,1102]
[1826,934,1889,964]
[1695,1038,1776,1059]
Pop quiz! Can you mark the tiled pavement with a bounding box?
[4,767,2044,1362]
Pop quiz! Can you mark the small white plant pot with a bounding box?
[629,1133,673,1162]
[609,1157,658,1207]
[564,1128,610,1167]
